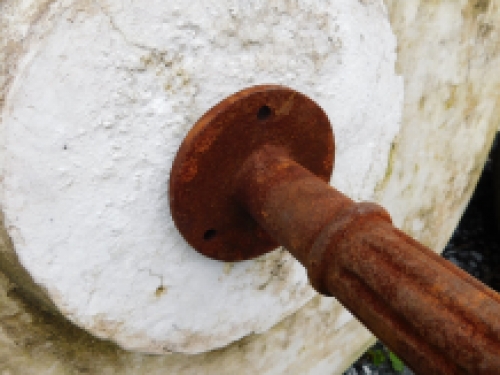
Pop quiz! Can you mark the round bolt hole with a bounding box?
[203,229,217,241]
[257,105,272,121]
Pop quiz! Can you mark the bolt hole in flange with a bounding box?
[170,85,334,262]
[257,105,272,120]
[203,229,217,241]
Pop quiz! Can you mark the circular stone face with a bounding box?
[0,0,403,353]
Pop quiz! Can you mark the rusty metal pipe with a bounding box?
[170,86,500,374]
[235,145,500,375]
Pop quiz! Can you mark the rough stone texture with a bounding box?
[0,0,402,355]
[0,0,499,374]
[0,271,374,375]
[377,0,500,252]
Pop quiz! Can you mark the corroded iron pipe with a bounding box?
[235,145,500,375]
[170,86,500,374]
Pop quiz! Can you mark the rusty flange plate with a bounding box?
[169,85,334,261]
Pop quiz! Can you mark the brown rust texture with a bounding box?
[171,86,500,374]
[235,148,500,375]
[234,145,350,266]
[169,85,334,261]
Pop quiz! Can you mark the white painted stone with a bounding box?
[0,0,402,354]
[2,0,500,374]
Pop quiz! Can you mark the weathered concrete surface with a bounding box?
[378,0,500,251]
[1,0,500,374]
[0,0,402,355]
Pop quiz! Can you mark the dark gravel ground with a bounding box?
[343,133,500,375]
